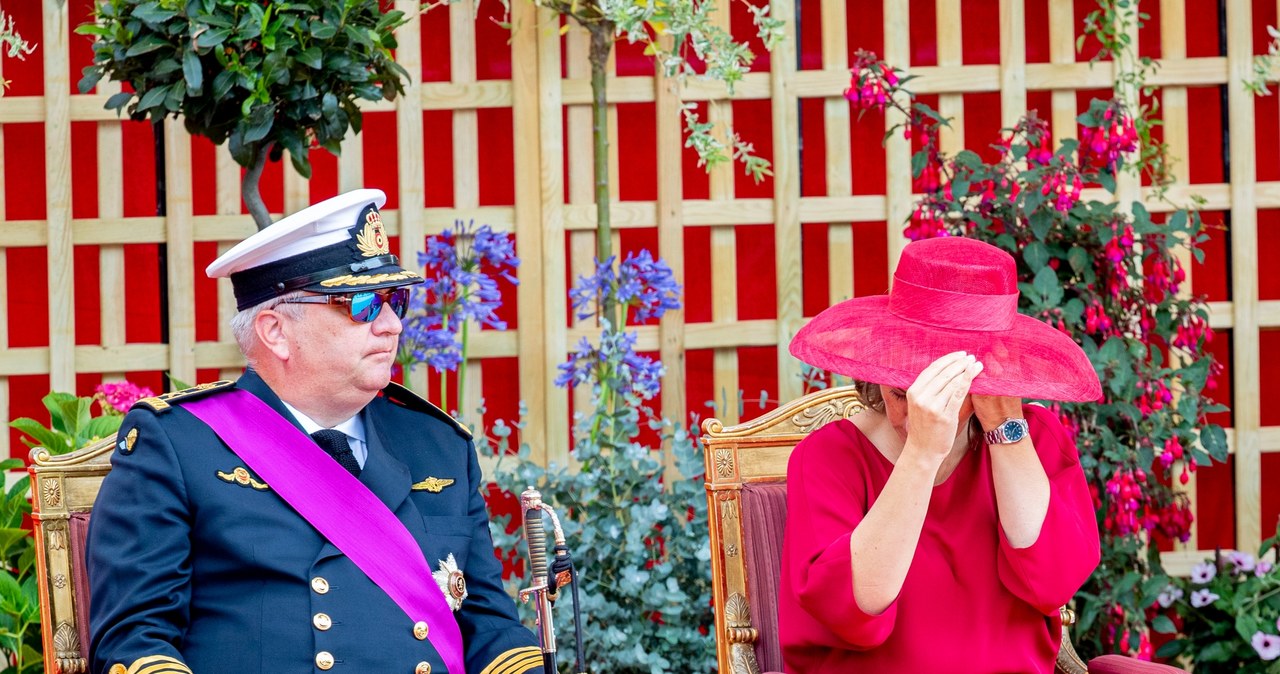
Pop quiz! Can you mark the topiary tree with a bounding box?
[77,0,409,230]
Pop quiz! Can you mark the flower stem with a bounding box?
[458,319,470,423]
[439,313,450,412]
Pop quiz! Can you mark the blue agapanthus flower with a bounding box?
[554,320,665,401]
[568,250,682,323]
[400,220,519,373]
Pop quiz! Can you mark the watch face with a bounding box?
[1002,420,1026,442]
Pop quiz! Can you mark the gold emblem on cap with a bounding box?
[413,621,429,640]
[356,211,390,257]
[411,477,456,493]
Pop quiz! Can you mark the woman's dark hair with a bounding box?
[855,380,884,412]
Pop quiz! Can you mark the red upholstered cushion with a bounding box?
[69,512,93,661]
[1087,655,1185,673]
[739,482,787,674]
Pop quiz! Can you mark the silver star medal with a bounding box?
[433,553,468,611]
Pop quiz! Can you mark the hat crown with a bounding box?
[888,237,1019,331]
[894,236,1016,297]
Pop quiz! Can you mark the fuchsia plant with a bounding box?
[847,50,1228,660]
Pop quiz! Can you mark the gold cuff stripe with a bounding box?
[134,666,192,674]
[478,647,542,674]
[492,653,543,674]
[124,655,192,674]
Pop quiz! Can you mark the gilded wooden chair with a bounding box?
[700,385,1102,674]
[28,435,117,674]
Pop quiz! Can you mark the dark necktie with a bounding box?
[311,429,361,477]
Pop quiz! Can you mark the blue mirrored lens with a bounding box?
[387,288,410,318]
[348,292,381,323]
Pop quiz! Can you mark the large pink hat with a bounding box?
[790,237,1101,402]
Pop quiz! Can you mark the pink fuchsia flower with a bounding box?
[1252,631,1280,661]
[94,382,157,415]
[1156,585,1183,608]
[1190,561,1216,584]
[1189,588,1219,608]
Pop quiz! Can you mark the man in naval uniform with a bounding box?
[86,189,543,674]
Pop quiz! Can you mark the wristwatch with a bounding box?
[984,418,1030,445]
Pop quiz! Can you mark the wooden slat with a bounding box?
[164,121,197,385]
[1000,0,1027,130]
[655,33,688,449]
[97,78,127,382]
[823,0,854,305]
[450,0,484,424]
[1047,0,1077,143]
[772,0,802,404]
[709,0,740,424]
[1227,0,1262,548]
[883,0,911,275]
[44,0,75,393]
[936,0,965,155]
[537,5,569,464]
[1159,0,1196,550]
[396,1,428,398]
[512,0,547,457]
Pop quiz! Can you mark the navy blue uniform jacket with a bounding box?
[86,371,542,674]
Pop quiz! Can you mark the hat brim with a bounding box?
[790,296,1102,402]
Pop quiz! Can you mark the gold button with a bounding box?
[313,613,332,631]
[311,577,330,594]
[414,662,432,674]
[316,651,335,670]
[412,621,429,640]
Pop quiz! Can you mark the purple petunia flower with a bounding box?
[1252,632,1280,661]
[1189,588,1219,608]
[1190,561,1216,584]
[1155,585,1183,608]
[1257,560,1274,578]
[1228,551,1257,574]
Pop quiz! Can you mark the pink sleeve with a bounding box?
[786,425,897,648]
[996,407,1101,615]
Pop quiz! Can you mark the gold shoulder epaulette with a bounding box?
[132,380,236,414]
[383,382,472,439]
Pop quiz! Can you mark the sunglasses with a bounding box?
[278,287,411,323]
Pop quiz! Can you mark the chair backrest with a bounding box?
[701,385,865,674]
[700,387,1090,674]
[28,435,117,674]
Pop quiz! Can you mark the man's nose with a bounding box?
[372,301,403,335]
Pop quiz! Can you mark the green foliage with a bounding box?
[76,0,408,201]
[0,459,41,674]
[1154,521,1280,671]
[482,408,714,674]
[9,392,123,456]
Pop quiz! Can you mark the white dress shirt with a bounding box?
[282,401,369,468]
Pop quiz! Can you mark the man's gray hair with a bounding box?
[230,290,306,365]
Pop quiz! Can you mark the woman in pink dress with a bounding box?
[781,236,1102,673]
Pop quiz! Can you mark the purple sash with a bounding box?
[183,389,465,673]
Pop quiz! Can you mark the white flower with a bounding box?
[1227,551,1256,574]
[1252,631,1280,661]
[1190,561,1216,584]
[432,553,468,611]
[1156,585,1184,608]
[1189,588,1219,608]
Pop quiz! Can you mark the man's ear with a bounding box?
[254,309,291,362]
